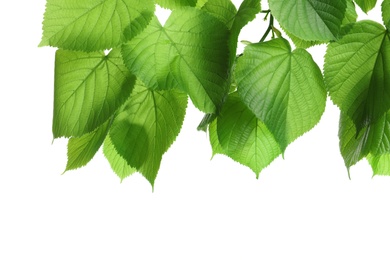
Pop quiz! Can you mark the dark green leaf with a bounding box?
[53,49,135,138]
[121,9,230,113]
[268,0,347,41]
[324,21,390,133]
[109,82,187,186]
[40,0,155,51]
[236,38,326,151]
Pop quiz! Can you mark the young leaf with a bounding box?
[103,135,137,181]
[354,0,377,13]
[40,0,155,51]
[367,153,390,176]
[383,0,390,28]
[268,0,347,41]
[156,0,197,9]
[216,93,281,176]
[65,119,112,172]
[53,49,135,138]
[235,38,326,152]
[109,82,188,186]
[121,9,230,113]
[324,21,390,133]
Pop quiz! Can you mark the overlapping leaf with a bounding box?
[65,119,112,172]
[40,0,155,51]
[324,21,390,133]
[354,0,377,12]
[339,111,390,169]
[283,0,357,49]
[268,0,347,41]
[367,153,390,175]
[235,38,326,152]
[109,82,187,186]
[53,49,135,138]
[121,8,229,113]
[156,0,197,9]
[216,93,281,176]
[103,135,137,181]
[383,0,390,28]
[201,0,237,29]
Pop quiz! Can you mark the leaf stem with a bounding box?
[259,14,274,43]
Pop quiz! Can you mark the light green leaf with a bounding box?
[343,0,358,25]
[103,134,137,181]
[156,0,197,9]
[53,49,135,138]
[324,21,390,133]
[231,0,260,34]
[367,153,390,176]
[201,0,237,29]
[236,38,326,151]
[208,119,224,157]
[268,0,347,41]
[354,0,377,13]
[65,118,112,172]
[339,111,390,168]
[229,0,260,64]
[217,93,281,176]
[383,0,390,28]
[109,82,188,186]
[121,9,230,113]
[40,0,155,51]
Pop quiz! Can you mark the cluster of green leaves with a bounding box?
[40,0,390,187]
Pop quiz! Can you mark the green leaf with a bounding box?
[208,119,224,157]
[367,153,390,176]
[281,1,357,49]
[229,0,260,65]
[53,49,135,138]
[65,118,112,172]
[40,0,155,51]
[103,134,137,181]
[383,0,390,28]
[343,0,358,25]
[121,8,230,113]
[231,0,260,34]
[354,0,377,13]
[235,38,326,152]
[201,0,237,29]
[109,82,188,186]
[156,0,197,9]
[268,0,347,41]
[324,21,390,133]
[339,111,390,168]
[216,93,281,176]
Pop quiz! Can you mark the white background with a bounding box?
[1,1,390,259]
